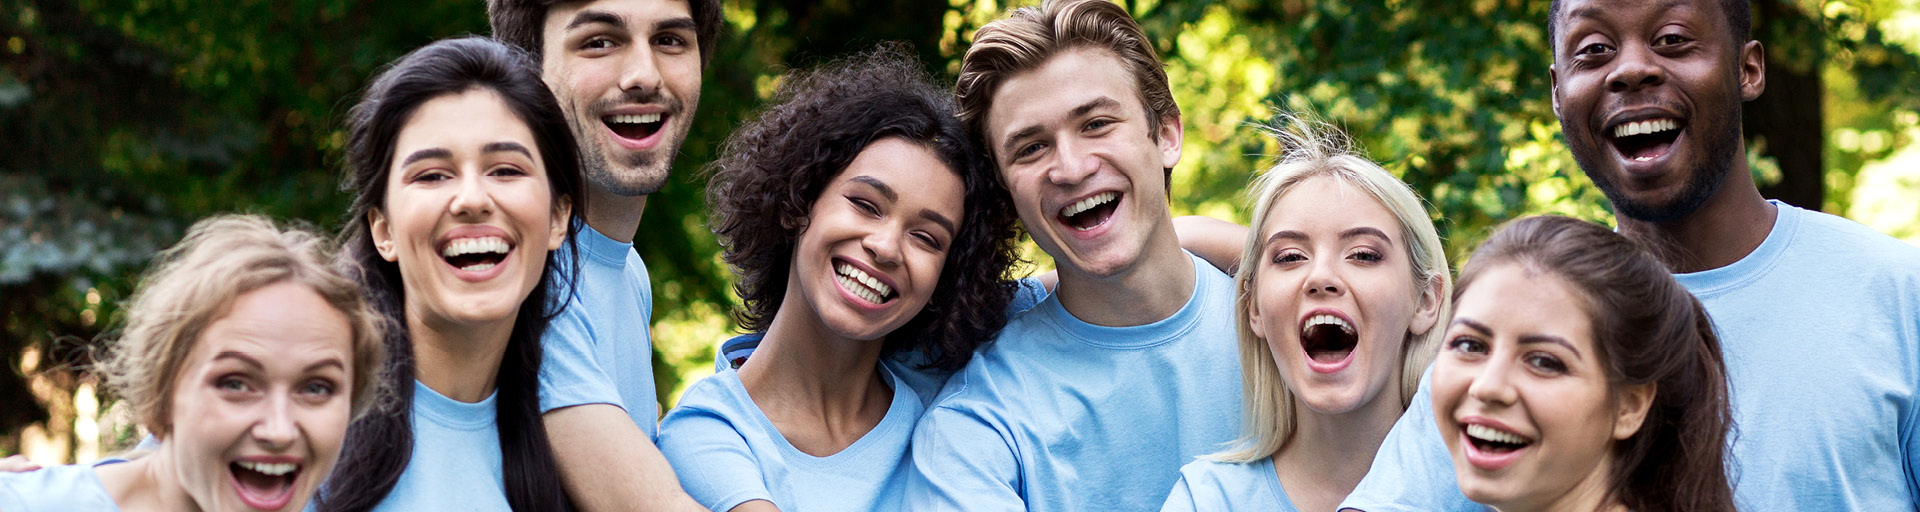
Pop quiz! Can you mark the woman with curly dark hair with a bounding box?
[654,46,1025,512]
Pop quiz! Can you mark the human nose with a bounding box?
[1045,136,1097,186]
[252,393,298,450]
[448,171,494,219]
[1304,258,1345,296]
[1466,355,1519,407]
[863,225,904,267]
[618,43,662,95]
[1607,43,1665,93]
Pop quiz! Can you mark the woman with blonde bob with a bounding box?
[1164,115,1450,511]
[0,214,384,511]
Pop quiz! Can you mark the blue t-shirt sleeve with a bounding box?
[658,407,773,511]
[538,306,626,414]
[1159,474,1199,512]
[1338,368,1484,512]
[906,403,1025,512]
[1007,277,1049,315]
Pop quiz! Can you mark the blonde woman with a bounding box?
[0,214,384,511]
[1164,117,1450,511]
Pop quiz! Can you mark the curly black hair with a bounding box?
[706,44,1020,372]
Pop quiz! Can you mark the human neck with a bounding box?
[737,300,893,457]
[583,187,649,244]
[409,311,513,403]
[1502,456,1624,512]
[95,445,199,512]
[1615,158,1777,274]
[1272,386,1404,510]
[1053,230,1195,327]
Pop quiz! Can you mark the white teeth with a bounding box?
[461,263,496,272]
[1059,192,1119,218]
[237,461,298,476]
[835,263,892,303]
[441,237,510,258]
[1612,118,1678,138]
[1465,424,1529,445]
[606,113,663,124]
[1304,314,1355,335]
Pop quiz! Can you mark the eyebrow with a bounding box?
[655,17,697,34]
[849,175,958,235]
[483,141,534,159]
[997,96,1124,156]
[1450,317,1584,359]
[565,10,625,31]
[305,359,347,373]
[400,148,452,168]
[213,351,264,369]
[1263,226,1391,246]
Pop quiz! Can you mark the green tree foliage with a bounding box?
[2,0,1915,462]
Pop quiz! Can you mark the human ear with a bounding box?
[1244,279,1267,341]
[1612,382,1657,440]
[1549,64,1563,119]
[1155,113,1184,170]
[1739,41,1767,102]
[369,209,399,262]
[1409,274,1444,336]
[548,196,572,251]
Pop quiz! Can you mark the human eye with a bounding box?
[1269,248,1306,265]
[1349,248,1384,264]
[849,197,880,215]
[653,32,690,52]
[299,378,338,398]
[1012,141,1048,161]
[1084,118,1115,132]
[489,165,529,178]
[912,231,945,252]
[1575,42,1614,57]
[1525,353,1569,375]
[215,375,254,394]
[409,168,451,184]
[580,35,620,52]
[1445,335,1488,356]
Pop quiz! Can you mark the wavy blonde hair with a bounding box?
[101,214,385,438]
[1211,114,1452,463]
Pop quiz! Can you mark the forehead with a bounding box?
[1261,175,1399,236]
[393,90,538,157]
[1555,0,1723,38]
[985,47,1145,139]
[543,0,693,34]
[837,138,964,211]
[1457,263,1594,344]
[186,282,353,374]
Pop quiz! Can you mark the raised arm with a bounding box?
[545,405,708,512]
[1174,215,1249,275]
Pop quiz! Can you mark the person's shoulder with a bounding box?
[1789,205,1920,261]
[1176,457,1259,486]
[666,368,748,419]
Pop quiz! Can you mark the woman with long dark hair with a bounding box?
[314,36,580,512]
[1432,215,1734,512]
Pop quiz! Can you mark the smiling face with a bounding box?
[784,137,964,343]
[541,0,703,197]
[164,281,354,512]
[1550,0,1763,223]
[1247,176,1436,417]
[370,89,569,332]
[986,46,1182,279]
[1433,263,1650,512]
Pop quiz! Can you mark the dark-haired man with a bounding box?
[486,0,719,510]
[1342,0,1920,510]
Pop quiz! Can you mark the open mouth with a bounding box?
[1608,117,1682,162]
[835,262,896,305]
[1464,423,1532,454]
[1300,313,1358,364]
[604,113,665,141]
[1058,191,1120,231]
[441,236,511,272]
[230,460,299,509]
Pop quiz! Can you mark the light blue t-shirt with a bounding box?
[373,380,511,512]
[1340,202,1920,511]
[540,225,658,440]
[1161,457,1298,512]
[715,276,1051,375]
[906,252,1244,511]
[659,343,935,511]
[0,458,126,511]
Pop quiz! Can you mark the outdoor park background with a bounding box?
[3,0,1918,465]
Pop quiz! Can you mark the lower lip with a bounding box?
[230,470,296,510]
[445,250,512,283]
[1303,346,1355,374]
[1460,430,1528,472]
[833,272,891,312]
[603,117,665,152]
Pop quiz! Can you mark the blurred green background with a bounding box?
[4,0,1918,464]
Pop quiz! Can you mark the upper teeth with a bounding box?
[1466,424,1528,445]
[1061,192,1118,218]
[607,113,662,124]
[442,237,509,258]
[1613,118,1678,138]
[836,263,892,303]
[237,461,297,476]
[1305,314,1355,335]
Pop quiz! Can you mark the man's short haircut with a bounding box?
[488,0,723,66]
[954,0,1179,161]
[1548,0,1751,53]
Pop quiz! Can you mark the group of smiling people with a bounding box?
[4,0,1920,511]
